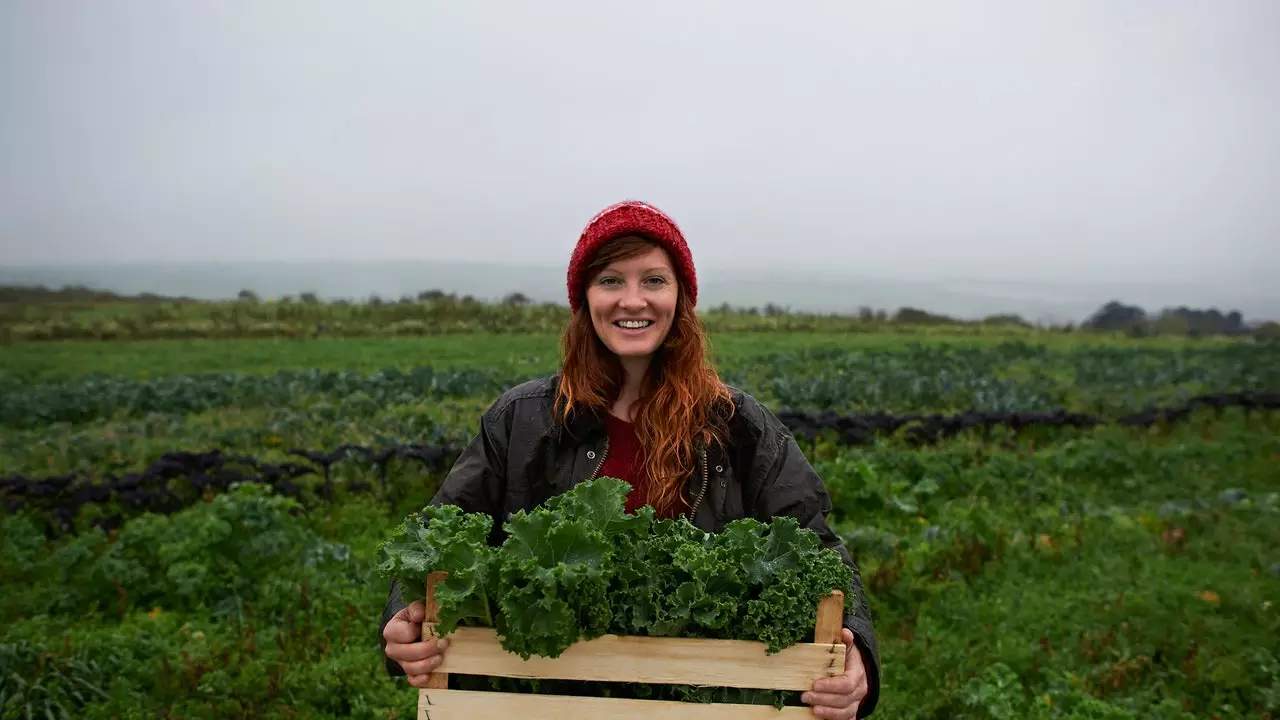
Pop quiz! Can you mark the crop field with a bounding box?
[2,324,1279,719]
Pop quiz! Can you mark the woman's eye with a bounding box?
[597,276,665,287]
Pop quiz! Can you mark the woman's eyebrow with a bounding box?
[601,266,672,275]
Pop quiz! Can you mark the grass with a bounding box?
[0,329,1228,382]
[1,328,1276,719]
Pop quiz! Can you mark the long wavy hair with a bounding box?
[555,235,734,517]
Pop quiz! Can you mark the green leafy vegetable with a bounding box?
[375,504,496,634]
[377,476,853,659]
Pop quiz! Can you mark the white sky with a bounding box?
[1,0,1277,292]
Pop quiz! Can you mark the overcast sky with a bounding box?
[1,1,1277,292]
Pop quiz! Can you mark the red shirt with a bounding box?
[597,413,652,515]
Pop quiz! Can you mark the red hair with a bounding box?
[555,236,733,517]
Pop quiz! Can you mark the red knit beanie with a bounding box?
[566,200,697,313]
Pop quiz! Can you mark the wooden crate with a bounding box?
[417,572,847,719]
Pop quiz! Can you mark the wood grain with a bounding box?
[423,572,448,690]
[814,590,845,646]
[427,626,834,691]
[418,689,818,719]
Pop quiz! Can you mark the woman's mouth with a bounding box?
[613,319,654,332]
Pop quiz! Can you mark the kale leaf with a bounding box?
[375,504,496,633]
[376,476,854,701]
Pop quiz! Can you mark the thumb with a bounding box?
[384,608,421,644]
[392,601,424,625]
[408,601,426,623]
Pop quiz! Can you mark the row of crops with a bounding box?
[780,390,1279,445]
[1,444,464,536]
[2,335,1278,719]
[4,414,1277,718]
[3,343,1277,430]
[754,343,1279,412]
[1,295,1050,342]
[5,390,1277,539]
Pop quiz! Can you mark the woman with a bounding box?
[380,200,881,718]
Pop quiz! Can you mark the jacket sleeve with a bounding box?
[749,428,882,718]
[378,402,510,678]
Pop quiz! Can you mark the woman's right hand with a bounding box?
[382,600,451,688]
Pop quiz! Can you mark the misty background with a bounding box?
[1,1,1277,324]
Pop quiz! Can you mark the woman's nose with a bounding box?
[619,294,646,310]
[619,284,646,308]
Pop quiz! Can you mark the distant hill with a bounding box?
[1,260,1276,326]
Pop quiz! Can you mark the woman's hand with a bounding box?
[382,600,451,688]
[801,628,869,719]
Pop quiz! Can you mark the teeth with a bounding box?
[616,320,652,329]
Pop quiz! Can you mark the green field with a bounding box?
[2,325,1278,719]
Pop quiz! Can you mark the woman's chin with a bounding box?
[605,336,661,358]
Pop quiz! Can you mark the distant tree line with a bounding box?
[2,284,1276,341]
[1080,300,1278,340]
[0,284,197,304]
[234,288,538,307]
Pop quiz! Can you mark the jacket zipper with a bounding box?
[588,438,610,480]
[687,447,709,518]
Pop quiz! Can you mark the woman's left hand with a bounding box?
[800,628,868,719]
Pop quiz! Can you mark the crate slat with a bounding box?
[422,573,447,690]
[814,590,846,646]
[417,689,820,719]
[417,573,851,717]
[430,626,842,691]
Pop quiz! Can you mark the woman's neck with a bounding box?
[612,356,651,421]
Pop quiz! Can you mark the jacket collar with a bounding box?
[556,402,608,444]
[547,371,730,455]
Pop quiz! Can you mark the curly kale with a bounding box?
[608,512,852,653]
[493,476,651,659]
[376,477,854,701]
[375,504,496,634]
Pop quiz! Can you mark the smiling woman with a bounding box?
[556,202,727,520]
[380,200,883,718]
[585,237,679,368]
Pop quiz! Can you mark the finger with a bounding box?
[390,600,427,623]
[386,636,449,663]
[800,690,856,709]
[406,673,435,689]
[382,617,422,645]
[808,699,860,720]
[811,673,857,695]
[407,601,426,624]
[845,662,869,694]
[836,664,868,696]
[811,700,860,719]
[386,635,448,663]
[399,652,447,677]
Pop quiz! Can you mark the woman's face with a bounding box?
[585,244,679,362]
